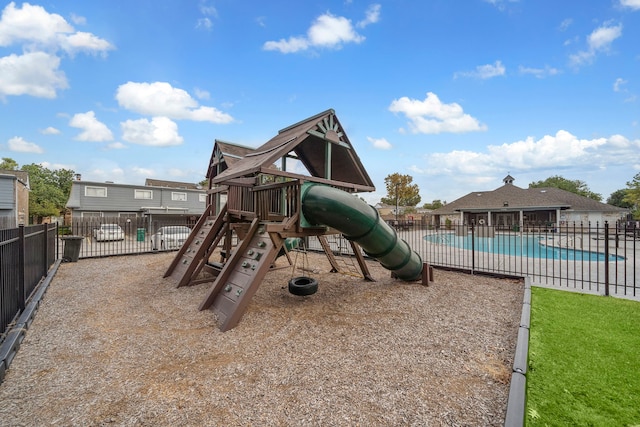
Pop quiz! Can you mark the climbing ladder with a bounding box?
[198,220,284,332]
[164,205,228,288]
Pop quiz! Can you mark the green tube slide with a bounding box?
[300,183,423,281]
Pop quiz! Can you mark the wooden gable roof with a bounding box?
[211,109,375,192]
[206,140,258,179]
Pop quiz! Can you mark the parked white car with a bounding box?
[93,224,125,242]
[151,226,191,250]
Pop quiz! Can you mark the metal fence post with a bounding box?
[42,224,48,275]
[471,222,475,274]
[17,225,25,311]
[604,221,610,296]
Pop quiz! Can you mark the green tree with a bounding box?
[607,189,633,209]
[529,175,602,201]
[623,172,640,219]
[0,157,19,170]
[21,163,75,223]
[380,173,421,207]
[423,199,445,210]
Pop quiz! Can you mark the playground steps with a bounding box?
[164,205,227,288]
[199,221,283,332]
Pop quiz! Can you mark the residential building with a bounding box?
[65,178,206,224]
[430,175,627,230]
[0,170,29,228]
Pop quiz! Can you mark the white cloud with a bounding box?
[70,111,114,141]
[59,31,114,56]
[85,166,126,183]
[263,11,367,53]
[0,2,113,55]
[121,116,184,147]
[389,92,487,134]
[367,136,392,150]
[196,1,217,30]
[39,161,74,170]
[454,60,506,79]
[70,13,86,26]
[106,142,127,150]
[357,4,381,28]
[620,0,640,10]
[613,77,627,92]
[264,36,309,54]
[0,2,112,99]
[0,52,68,98]
[40,126,60,135]
[0,2,73,47]
[196,18,212,30]
[419,131,640,176]
[570,22,623,66]
[559,18,572,31]
[194,88,210,100]
[199,1,217,17]
[518,65,560,78]
[132,166,154,177]
[487,130,607,169]
[168,168,188,177]
[483,0,520,11]
[116,82,234,124]
[7,136,44,153]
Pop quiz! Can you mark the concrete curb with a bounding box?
[504,277,531,426]
[0,259,62,384]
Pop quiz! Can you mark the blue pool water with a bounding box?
[423,233,623,261]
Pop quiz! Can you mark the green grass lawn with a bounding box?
[526,287,640,426]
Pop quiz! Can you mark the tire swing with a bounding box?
[288,240,318,296]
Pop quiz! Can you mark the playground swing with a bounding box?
[288,241,318,296]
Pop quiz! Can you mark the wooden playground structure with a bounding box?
[164,109,425,331]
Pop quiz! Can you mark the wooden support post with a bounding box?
[349,240,375,282]
[421,262,433,286]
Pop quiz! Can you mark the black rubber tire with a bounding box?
[288,276,318,296]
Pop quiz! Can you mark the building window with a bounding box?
[199,193,207,203]
[85,186,107,197]
[82,212,102,218]
[135,189,153,200]
[172,192,187,201]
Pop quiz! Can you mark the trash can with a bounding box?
[61,236,83,262]
[136,228,146,242]
[512,224,520,232]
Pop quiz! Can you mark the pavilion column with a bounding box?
[519,210,524,225]
[487,211,492,226]
[556,208,561,231]
[460,211,464,224]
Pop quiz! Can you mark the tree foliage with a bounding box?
[423,199,445,210]
[607,189,633,209]
[380,173,421,207]
[624,172,640,219]
[0,157,18,170]
[529,175,602,202]
[2,159,75,222]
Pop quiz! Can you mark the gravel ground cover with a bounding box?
[0,251,523,426]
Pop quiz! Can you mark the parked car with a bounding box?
[93,224,125,242]
[151,226,191,250]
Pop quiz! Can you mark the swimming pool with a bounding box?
[423,233,623,261]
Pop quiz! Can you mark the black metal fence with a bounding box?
[1,224,57,339]
[309,220,639,299]
[57,216,198,259]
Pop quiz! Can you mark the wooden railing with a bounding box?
[226,180,301,222]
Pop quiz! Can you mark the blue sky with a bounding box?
[1,0,639,205]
